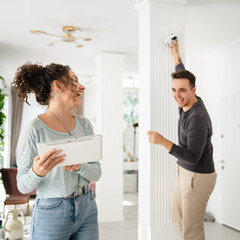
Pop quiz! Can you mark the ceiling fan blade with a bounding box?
[74,37,92,41]
[75,41,83,48]
[45,33,63,38]
[30,30,47,34]
[30,30,63,38]
[48,39,62,46]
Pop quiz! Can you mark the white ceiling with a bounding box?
[0,0,138,84]
[1,0,239,86]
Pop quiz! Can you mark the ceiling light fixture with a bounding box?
[30,26,91,48]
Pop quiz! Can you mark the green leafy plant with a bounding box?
[123,91,139,162]
[123,93,138,127]
[0,76,6,164]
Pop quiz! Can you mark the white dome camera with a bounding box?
[164,33,178,47]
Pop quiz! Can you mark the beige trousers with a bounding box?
[171,166,217,240]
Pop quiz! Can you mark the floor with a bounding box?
[99,193,138,240]
[205,223,240,240]
[99,193,240,240]
[1,193,240,240]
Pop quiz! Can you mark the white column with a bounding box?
[135,0,186,239]
[95,52,126,222]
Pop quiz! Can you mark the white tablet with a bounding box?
[37,135,102,167]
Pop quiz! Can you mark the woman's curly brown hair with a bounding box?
[12,62,71,105]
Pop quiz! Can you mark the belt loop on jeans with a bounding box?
[82,184,90,194]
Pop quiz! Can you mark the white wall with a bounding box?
[186,1,240,223]
[201,40,240,223]
[21,94,47,132]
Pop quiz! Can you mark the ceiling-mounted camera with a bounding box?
[164,33,178,47]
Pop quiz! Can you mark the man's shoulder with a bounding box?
[187,95,205,114]
[189,98,212,127]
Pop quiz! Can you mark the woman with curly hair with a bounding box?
[12,63,101,240]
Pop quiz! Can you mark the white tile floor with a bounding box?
[205,223,240,240]
[2,193,240,240]
[99,193,240,240]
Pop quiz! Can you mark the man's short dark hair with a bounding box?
[171,70,196,89]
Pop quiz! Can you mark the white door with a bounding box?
[220,92,240,230]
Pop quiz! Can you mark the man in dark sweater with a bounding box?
[147,42,217,240]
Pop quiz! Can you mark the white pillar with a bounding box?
[135,0,186,239]
[95,52,126,222]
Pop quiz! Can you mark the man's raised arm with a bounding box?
[171,42,185,71]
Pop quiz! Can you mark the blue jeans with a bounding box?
[31,190,98,240]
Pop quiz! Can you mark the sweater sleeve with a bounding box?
[169,116,208,165]
[75,117,102,181]
[175,63,185,71]
[16,127,45,194]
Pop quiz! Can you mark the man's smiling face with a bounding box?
[172,78,196,111]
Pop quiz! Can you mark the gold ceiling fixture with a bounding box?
[30,26,91,48]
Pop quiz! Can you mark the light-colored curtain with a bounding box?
[10,88,23,166]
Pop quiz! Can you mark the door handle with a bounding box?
[218,160,226,164]
[218,160,226,170]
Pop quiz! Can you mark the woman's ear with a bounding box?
[52,80,63,94]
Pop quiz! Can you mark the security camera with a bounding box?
[164,33,178,47]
